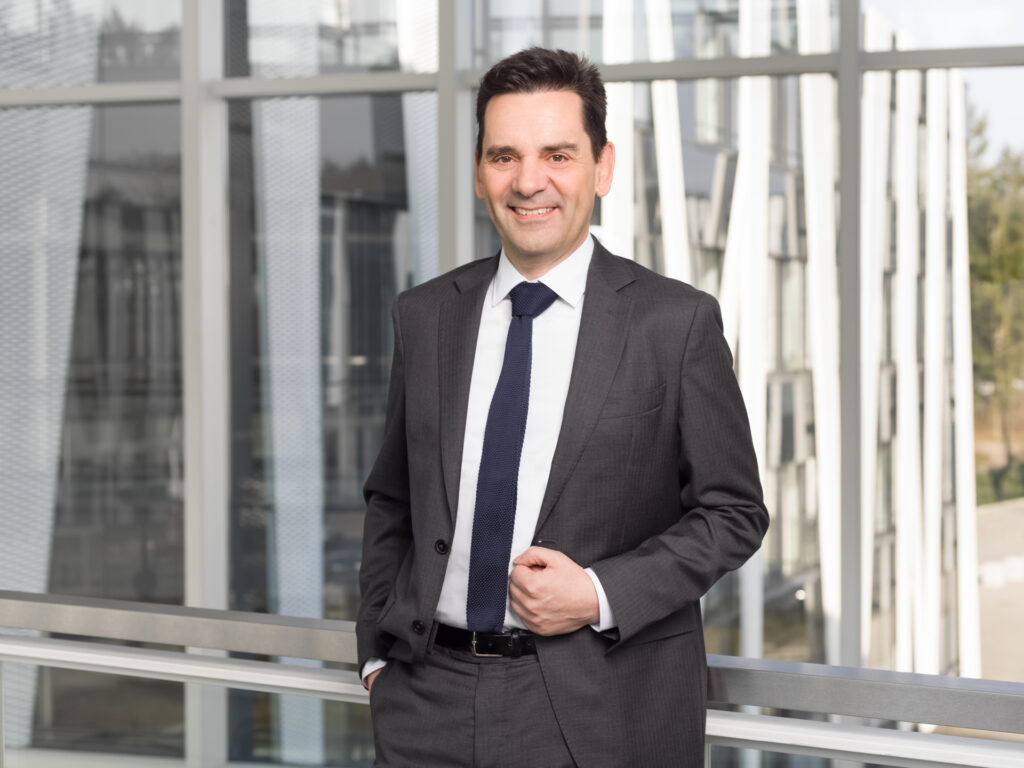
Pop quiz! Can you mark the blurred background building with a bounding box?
[1,0,1022,765]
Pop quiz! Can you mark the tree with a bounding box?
[967,107,1024,498]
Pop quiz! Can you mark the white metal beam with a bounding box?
[797,0,842,667]
[645,0,691,283]
[892,65,923,676]
[947,69,981,680]
[438,0,473,269]
[859,8,894,666]
[599,0,636,260]
[921,68,949,677]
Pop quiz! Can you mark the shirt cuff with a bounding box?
[361,657,387,688]
[584,567,617,632]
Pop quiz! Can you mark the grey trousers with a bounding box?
[369,645,576,768]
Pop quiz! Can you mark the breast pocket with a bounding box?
[598,383,666,420]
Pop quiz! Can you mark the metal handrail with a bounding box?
[0,634,1020,768]
[1,590,1023,740]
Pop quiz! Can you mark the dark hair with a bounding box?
[476,47,608,162]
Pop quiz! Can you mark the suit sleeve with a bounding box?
[357,300,413,668]
[589,293,769,646]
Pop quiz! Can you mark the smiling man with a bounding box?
[357,47,768,767]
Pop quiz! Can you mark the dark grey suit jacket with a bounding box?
[358,239,768,766]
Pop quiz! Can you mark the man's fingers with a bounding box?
[512,545,562,568]
[367,668,382,692]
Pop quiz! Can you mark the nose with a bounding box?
[511,156,548,198]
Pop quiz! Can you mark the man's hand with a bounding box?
[366,668,383,692]
[508,546,600,635]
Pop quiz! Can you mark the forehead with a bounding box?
[481,89,587,145]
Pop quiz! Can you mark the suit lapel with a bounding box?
[535,243,635,533]
[439,257,497,524]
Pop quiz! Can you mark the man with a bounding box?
[358,47,768,767]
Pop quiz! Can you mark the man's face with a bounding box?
[475,90,614,271]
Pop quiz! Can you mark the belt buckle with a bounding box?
[470,632,503,658]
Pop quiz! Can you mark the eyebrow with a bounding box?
[542,143,580,154]
[484,145,518,159]
[483,142,581,160]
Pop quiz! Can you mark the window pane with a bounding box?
[862,0,1024,51]
[227,92,436,762]
[474,73,834,663]
[226,0,439,77]
[0,1,181,85]
[474,0,838,67]
[959,67,1024,685]
[0,102,183,754]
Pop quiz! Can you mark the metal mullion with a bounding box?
[837,0,863,672]
[456,53,841,88]
[863,45,1024,72]
[210,71,438,99]
[0,82,180,108]
[180,0,229,765]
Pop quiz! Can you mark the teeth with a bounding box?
[514,207,553,216]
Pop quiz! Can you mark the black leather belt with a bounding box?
[434,624,537,658]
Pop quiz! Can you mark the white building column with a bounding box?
[645,0,691,283]
[600,0,636,259]
[947,69,981,680]
[859,9,894,665]
[920,68,949,677]
[721,0,771,666]
[796,0,841,666]
[892,63,923,677]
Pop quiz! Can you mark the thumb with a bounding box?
[513,545,560,568]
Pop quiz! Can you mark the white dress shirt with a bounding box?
[363,235,614,681]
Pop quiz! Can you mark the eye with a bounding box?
[494,155,513,164]
[550,154,568,163]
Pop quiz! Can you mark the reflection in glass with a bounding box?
[521,74,829,662]
[0,0,180,86]
[0,102,183,755]
[225,0,438,77]
[228,92,436,764]
[474,0,838,67]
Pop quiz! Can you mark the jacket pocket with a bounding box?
[598,383,666,420]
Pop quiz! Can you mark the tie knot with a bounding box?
[509,282,558,319]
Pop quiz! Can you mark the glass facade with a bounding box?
[474,0,840,66]
[0,0,181,86]
[1,0,1021,764]
[225,92,435,762]
[0,98,183,754]
[862,0,1024,51]
[225,0,439,77]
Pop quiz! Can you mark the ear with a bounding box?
[474,149,485,199]
[595,141,615,198]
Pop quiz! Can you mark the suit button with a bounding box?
[434,539,449,555]
[411,620,426,635]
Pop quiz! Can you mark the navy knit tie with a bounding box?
[466,281,559,632]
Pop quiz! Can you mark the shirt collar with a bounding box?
[491,234,594,309]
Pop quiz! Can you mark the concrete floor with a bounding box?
[976,498,1024,684]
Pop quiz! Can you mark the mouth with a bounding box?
[510,206,555,218]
